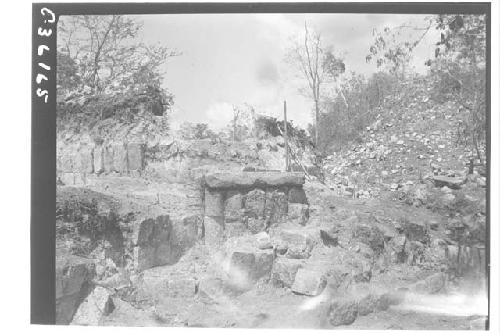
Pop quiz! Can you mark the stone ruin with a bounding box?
[201,171,310,245]
[57,142,145,185]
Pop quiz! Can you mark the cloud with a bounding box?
[206,102,235,130]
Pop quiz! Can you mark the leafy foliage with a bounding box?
[427,15,486,162]
[179,122,217,140]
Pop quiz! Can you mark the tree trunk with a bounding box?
[314,99,319,147]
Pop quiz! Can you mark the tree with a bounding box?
[366,20,433,80]
[287,22,345,146]
[429,15,486,163]
[58,15,179,95]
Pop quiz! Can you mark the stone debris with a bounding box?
[291,268,327,296]
[71,286,114,326]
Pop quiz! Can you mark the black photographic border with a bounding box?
[31,1,492,326]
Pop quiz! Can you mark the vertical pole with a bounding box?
[284,100,289,172]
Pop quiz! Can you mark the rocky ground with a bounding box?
[55,78,487,329]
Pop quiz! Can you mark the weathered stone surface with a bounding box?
[255,232,272,249]
[328,299,358,326]
[253,250,274,280]
[113,144,128,173]
[288,186,308,204]
[433,175,465,189]
[127,142,145,171]
[135,215,179,271]
[245,189,266,219]
[403,220,429,243]
[204,216,224,246]
[280,229,315,259]
[204,189,224,218]
[271,257,303,288]
[71,286,114,326]
[103,145,114,173]
[229,251,256,287]
[288,203,310,225]
[357,293,390,316]
[291,268,327,296]
[204,172,305,189]
[248,217,266,234]
[320,228,339,247]
[93,145,105,174]
[170,215,201,257]
[75,146,94,173]
[166,277,197,298]
[264,189,288,225]
[224,191,243,213]
[60,152,75,172]
[56,255,96,324]
[224,222,247,238]
[413,272,446,294]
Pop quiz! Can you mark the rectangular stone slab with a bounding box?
[204,172,305,189]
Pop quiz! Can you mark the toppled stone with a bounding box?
[291,268,327,296]
[204,172,305,189]
[413,272,446,294]
[271,257,303,288]
[357,293,391,316]
[288,203,310,225]
[279,229,315,259]
[327,298,358,326]
[56,255,96,324]
[433,175,465,189]
[71,286,114,326]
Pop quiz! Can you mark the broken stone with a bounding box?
[433,175,465,189]
[56,255,96,324]
[403,220,429,243]
[224,222,247,238]
[327,298,358,326]
[271,257,303,288]
[280,229,315,259]
[71,286,114,326]
[287,203,310,225]
[413,272,446,294]
[291,268,327,296]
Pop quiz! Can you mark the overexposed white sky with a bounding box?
[133,14,439,129]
